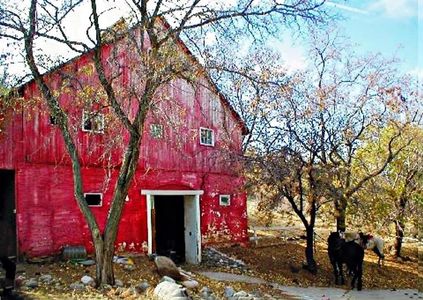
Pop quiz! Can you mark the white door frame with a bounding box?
[141,190,203,263]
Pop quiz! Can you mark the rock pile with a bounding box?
[202,248,248,271]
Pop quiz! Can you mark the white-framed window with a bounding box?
[82,110,105,133]
[200,127,214,146]
[150,123,163,139]
[219,195,231,206]
[84,193,103,207]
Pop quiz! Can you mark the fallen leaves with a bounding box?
[14,236,419,299]
[218,237,419,290]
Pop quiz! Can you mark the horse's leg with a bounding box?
[333,262,339,284]
[330,257,340,285]
[350,264,357,289]
[373,247,384,267]
[339,262,345,285]
[357,261,363,291]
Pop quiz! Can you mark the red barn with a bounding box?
[0,22,248,264]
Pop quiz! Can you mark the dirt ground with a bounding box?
[12,234,419,300]
[217,237,420,289]
[7,200,420,299]
[16,252,292,299]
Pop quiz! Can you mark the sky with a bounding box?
[1,0,421,81]
[278,0,422,77]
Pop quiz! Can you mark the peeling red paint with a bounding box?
[0,26,248,257]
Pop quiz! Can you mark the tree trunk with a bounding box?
[304,226,317,274]
[336,210,346,232]
[336,198,348,232]
[94,239,104,285]
[394,197,407,258]
[100,247,115,285]
[91,235,115,286]
[394,220,405,258]
[96,133,142,285]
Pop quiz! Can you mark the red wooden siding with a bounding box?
[14,166,246,256]
[0,109,23,169]
[20,75,243,173]
[0,24,248,257]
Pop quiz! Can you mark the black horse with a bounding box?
[328,231,364,290]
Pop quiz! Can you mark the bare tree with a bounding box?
[0,0,328,285]
[229,28,417,272]
[267,29,416,232]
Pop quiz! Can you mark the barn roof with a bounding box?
[17,17,249,135]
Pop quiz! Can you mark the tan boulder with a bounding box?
[154,256,188,282]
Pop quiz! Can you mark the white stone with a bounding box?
[70,282,85,290]
[39,274,53,284]
[233,291,248,297]
[115,279,124,287]
[25,278,39,288]
[181,280,199,289]
[81,275,94,285]
[224,286,235,298]
[136,281,150,292]
[154,281,189,299]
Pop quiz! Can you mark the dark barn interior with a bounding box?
[154,195,185,263]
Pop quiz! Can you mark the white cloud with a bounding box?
[408,68,423,79]
[325,1,369,15]
[368,0,420,19]
[200,0,238,9]
[268,37,307,73]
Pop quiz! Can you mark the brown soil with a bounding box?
[13,237,419,299]
[217,237,419,289]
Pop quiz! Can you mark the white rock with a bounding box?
[81,275,94,285]
[115,279,124,287]
[70,282,85,290]
[181,280,199,289]
[39,274,53,284]
[233,291,248,297]
[224,286,235,298]
[136,281,150,293]
[25,278,39,288]
[154,281,189,299]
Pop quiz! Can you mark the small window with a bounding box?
[219,195,231,206]
[82,110,104,133]
[200,127,214,146]
[150,124,163,139]
[84,193,103,207]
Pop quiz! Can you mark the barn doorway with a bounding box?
[154,195,185,262]
[142,190,202,264]
[0,170,17,257]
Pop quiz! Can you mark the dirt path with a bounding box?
[198,271,267,284]
[273,285,421,300]
[198,270,422,300]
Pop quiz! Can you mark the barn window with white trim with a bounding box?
[200,127,214,146]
